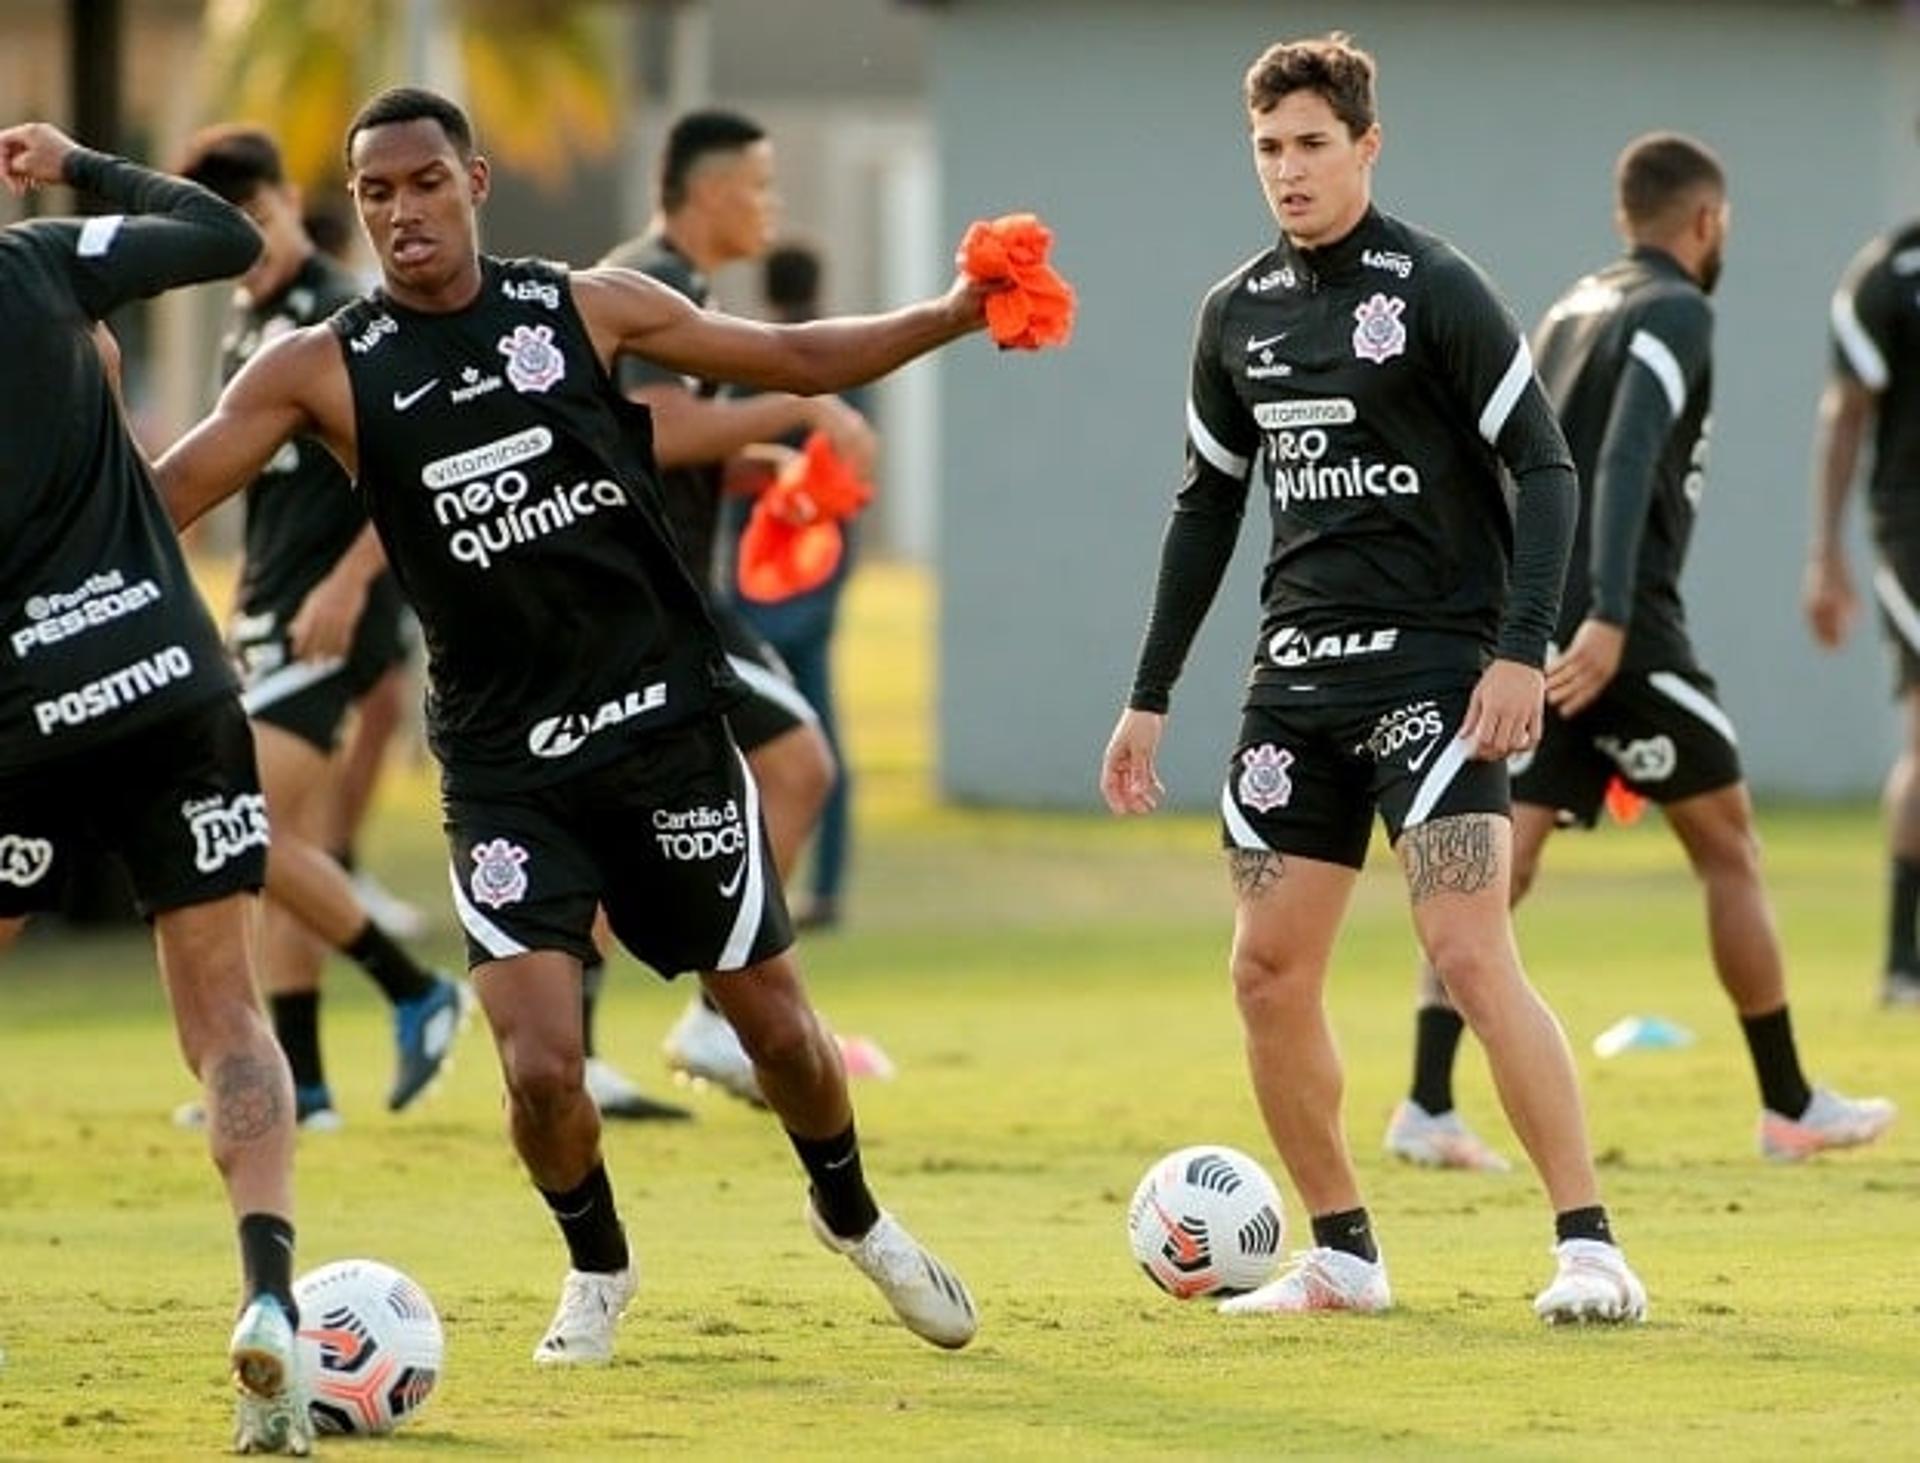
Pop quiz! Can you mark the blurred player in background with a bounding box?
[1389,133,1894,1170]
[0,120,310,1454]
[1101,34,1646,1323]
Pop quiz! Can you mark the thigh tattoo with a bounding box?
[1400,815,1500,904]
[1227,849,1285,899]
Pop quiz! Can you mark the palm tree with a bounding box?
[200,0,622,190]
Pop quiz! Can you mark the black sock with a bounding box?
[344,921,436,1004]
[1310,1207,1378,1263]
[1410,1005,1465,1114]
[539,1162,629,1273]
[789,1124,880,1239]
[238,1213,298,1322]
[332,846,357,875]
[581,956,605,1060]
[1741,1005,1813,1118]
[1555,1205,1615,1246]
[268,991,324,1091]
[1890,857,1920,973]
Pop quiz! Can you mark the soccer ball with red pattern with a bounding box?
[1126,1145,1285,1299]
[294,1259,443,1435]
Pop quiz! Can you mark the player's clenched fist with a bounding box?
[0,122,79,196]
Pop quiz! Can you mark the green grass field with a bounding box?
[1,565,1915,1458]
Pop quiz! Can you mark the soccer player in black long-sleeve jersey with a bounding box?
[1100,35,1646,1323]
[0,122,311,1452]
[1390,134,1894,1173]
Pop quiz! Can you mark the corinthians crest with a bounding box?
[498,323,566,393]
[1237,743,1295,813]
[470,837,530,908]
[1351,292,1407,364]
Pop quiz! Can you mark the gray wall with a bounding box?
[929,0,1920,805]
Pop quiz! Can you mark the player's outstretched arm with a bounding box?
[155,328,348,531]
[1805,373,1874,649]
[577,265,989,398]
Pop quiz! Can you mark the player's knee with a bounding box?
[502,1042,585,1118]
[1229,942,1318,1018]
[1420,939,1508,1024]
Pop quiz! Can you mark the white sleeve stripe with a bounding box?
[1628,329,1687,418]
[76,214,125,259]
[1219,782,1272,850]
[1476,338,1533,445]
[1831,287,1890,391]
[1187,397,1250,479]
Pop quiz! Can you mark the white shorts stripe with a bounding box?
[727,655,818,726]
[1188,398,1251,479]
[714,746,769,971]
[1873,564,1920,657]
[1402,735,1473,830]
[1477,338,1533,445]
[239,657,344,715]
[1831,287,1890,391]
[1628,329,1687,418]
[1647,671,1739,748]
[1219,783,1271,850]
[448,864,528,960]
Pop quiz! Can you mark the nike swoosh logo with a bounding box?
[1246,332,1289,353]
[392,379,440,411]
[1406,738,1441,773]
[718,857,748,899]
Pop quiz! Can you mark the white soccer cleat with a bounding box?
[1216,1246,1393,1316]
[531,1267,637,1366]
[1383,1099,1512,1173]
[229,1295,313,1455]
[1532,1239,1647,1325]
[1882,971,1920,1009]
[662,999,765,1106]
[584,1057,693,1121]
[1759,1086,1897,1161]
[807,1203,978,1349]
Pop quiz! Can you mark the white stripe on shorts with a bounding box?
[714,746,770,971]
[1402,735,1473,831]
[1646,671,1739,748]
[448,864,529,960]
[727,654,819,726]
[240,657,344,715]
[1219,781,1272,850]
[1873,563,1920,659]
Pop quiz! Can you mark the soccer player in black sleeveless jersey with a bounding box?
[1391,135,1893,1170]
[158,88,996,1363]
[0,121,311,1453]
[1100,35,1646,1323]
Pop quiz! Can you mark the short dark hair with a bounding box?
[1244,33,1377,136]
[764,242,822,315]
[176,124,284,205]
[345,87,474,168]
[1616,133,1724,229]
[659,109,766,211]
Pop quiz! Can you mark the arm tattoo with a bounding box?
[210,1051,283,1144]
[1400,815,1501,905]
[1227,849,1285,899]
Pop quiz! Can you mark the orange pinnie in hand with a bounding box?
[960,212,1076,350]
[737,431,874,603]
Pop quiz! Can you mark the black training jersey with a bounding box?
[1130,207,1576,712]
[221,251,365,619]
[1533,247,1713,673]
[1830,221,1920,530]
[331,256,737,796]
[596,232,727,589]
[1,152,257,775]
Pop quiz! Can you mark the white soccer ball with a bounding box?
[1126,1144,1286,1299]
[293,1259,444,1436]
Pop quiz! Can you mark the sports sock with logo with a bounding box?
[1554,1206,1615,1246]
[580,954,606,1060]
[1410,1004,1465,1114]
[267,991,324,1091]
[539,1161,629,1273]
[238,1213,298,1322]
[1889,856,1920,973]
[790,1123,881,1239]
[1740,1005,1813,1119]
[345,921,436,1004]
[1310,1207,1378,1263]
